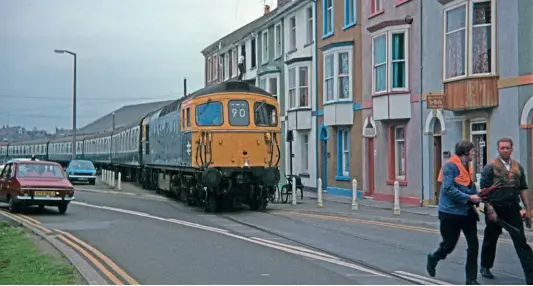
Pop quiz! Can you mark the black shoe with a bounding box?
[466,279,481,285]
[426,253,437,277]
[480,267,494,279]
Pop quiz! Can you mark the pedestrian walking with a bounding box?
[478,137,533,284]
[427,140,481,285]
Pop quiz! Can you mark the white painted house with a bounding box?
[283,0,316,188]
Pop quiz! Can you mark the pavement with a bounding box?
[2,179,529,285]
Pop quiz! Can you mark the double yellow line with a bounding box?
[273,210,521,246]
[0,211,139,285]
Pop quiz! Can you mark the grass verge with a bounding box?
[0,221,82,284]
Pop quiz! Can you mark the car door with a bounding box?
[0,163,12,202]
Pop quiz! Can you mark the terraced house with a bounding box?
[281,0,317,188]
[201,6,278,87]
[420,0,533,207]
[316,0,364,197]
[360,0,423,205]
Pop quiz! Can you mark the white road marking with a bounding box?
[392,270,452,285]
[250,237,339,260]
[71,201,391,278]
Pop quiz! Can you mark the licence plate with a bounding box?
[35,191,56,197]
[78,177,88,181]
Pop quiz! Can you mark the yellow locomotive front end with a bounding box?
[189,83,281,211]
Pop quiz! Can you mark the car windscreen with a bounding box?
[69,160,95,169]
[16,163,65,178]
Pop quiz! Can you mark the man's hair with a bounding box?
[455,140,475,156]
[497,137,514,148]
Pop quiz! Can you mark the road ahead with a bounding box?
[3,183,529,285]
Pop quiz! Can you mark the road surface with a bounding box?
[3,183,528,285]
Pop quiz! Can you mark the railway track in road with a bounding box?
[200,213,453,285]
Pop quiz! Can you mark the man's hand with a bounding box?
[469,194,481,204]
[523,211,532,229]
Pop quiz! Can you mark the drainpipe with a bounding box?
[311,0,319,192]
[418,0,425,207]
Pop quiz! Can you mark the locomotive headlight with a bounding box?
[244,157,250,167]
[264,132,271,142]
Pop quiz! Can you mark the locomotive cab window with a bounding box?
[228,100,250,126]
[254,102,277,127]
[196,101,223,126]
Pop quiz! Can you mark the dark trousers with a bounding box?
[432,211,479,281]
[237,63,244,80]
[481,204,533,284]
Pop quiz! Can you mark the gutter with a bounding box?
[311,0,319,192]
[418,0,425,207]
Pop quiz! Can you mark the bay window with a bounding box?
[288,64,310,109]
[323,46,353,103]
[372,27,409,94]
[443,0,495,80]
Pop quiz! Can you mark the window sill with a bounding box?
[287,107,312,112]
[368,10,384,19]
[321,32,334,40]
[387,179,407,186]
[343,22,357,30]
[298,173,310,178]
[274,54,283,61]
[395,0,412,7]
[323,99,353,106]
[372,89,411,97]
[286,48,297,55]
[442,74,499,84]
[261,61,269,66]
[304,41,314,48]
[336,175,351,182]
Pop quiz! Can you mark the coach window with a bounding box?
[228,100,250,126]
[196,101,223,126]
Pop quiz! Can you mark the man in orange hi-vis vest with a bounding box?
[427,140,481,285]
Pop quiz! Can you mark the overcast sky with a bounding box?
[0,0,276,133]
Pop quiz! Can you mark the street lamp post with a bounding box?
[54,49,77,160]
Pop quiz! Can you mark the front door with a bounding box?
[321,140,328,190]
[433,136,442,205]
[367,138,375,196]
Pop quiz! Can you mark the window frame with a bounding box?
[336,128,350,179]
[306,6,313,45]
[343,0,357,28]
[274,23,282,58]
[287,62,311,110]
[370,0,383,15]
[322,0,334,38]
[224,53,230,80]
[258,73,280,99]
[322,46,353,104]
[261,29,269,64]
[289,16,296,52]
[231,49,238,78]
[442,0,497,81]
[371,25,410,95]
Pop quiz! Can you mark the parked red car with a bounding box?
[0,159,75,214]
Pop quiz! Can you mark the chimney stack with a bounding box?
[277,0,292,8]
[264,4,270,14]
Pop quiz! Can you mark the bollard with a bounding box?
[292,177,297,205]
[352,179,359,210]
[106,170,109,185]
[102,170,106,184]
[393,181,401,215]
[117,172,122,190]
[111,171,115,188]
[317,178,323,208]
[103,170,107,185]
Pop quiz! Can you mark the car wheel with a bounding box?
[8,197,19,213]
[58,204,68,214]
